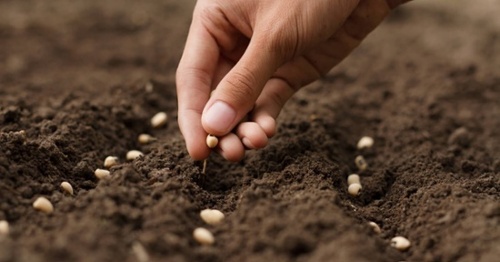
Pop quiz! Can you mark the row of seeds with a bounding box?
[2,111,165,236]
[351,136,410,251]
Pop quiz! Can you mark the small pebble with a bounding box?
[94,169,111,180]
[447,127,470,147]
[104,156,119,168]
[391,236,411,251]
[357,136,374,149]
[33,197,54,214]
[0,220,9,236]
[355,155,368,171]
[348,183,362,196]
[138,134,156,144]
[127,150,144,160]
[193,227,215,245]
[200,209,225,225]
[347,174,360,185]
[368,221,381,234]
[206,134,219,149]
[60,181,74,195]
[151,112,168,128]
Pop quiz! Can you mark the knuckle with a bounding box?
[224,67,257,101]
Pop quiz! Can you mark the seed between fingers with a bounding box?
[206,134,219,149]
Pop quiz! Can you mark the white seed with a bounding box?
[150,112,168,128]
[355,155,368,171]
[348,183,362,196]
[0,220,9,236]
[193,227,215,245]
[60,181,74,195]
[391,236,411,251]
[104,156,119,168]
[33,197,54,214]
[138,134,156,144]
[144,81,154,93]
[368,221,381,234]
[94,168,111,180]
[347,174,360,185]
[132,241,150,262]
[200,209,225,225]
[357,136,374,149]
[206,134,218,149]
[126,150,144,160]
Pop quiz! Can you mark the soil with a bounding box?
[1,0,499,261]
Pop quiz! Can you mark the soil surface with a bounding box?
[1,0,499,261]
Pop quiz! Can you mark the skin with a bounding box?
[177,0,411,162]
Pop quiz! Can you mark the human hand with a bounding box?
[176,0,409,161]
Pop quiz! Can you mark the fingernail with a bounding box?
[203,101,236,133]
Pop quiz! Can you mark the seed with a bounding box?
[206,134,218,148]
[104,156,119,168]
[355,155,368,171]
[132,241,150,262]
[138,134,156,144]
[60,181,74,195]
[150,112,168,128]
[348,183,362,196]
[347,174,360,185]
[193,227,215,245]
[200,209,225,225]
[0,220,9,236]
[368,221,381,234]
[126,150,144,160]
[391,236,411,251]
[33,197,54,214]
[94,168,111,180]
[357,136,374,149]
[144,81,154,92]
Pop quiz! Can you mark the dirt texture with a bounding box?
[1,0,499,261]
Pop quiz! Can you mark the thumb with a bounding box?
[201,39,282,136]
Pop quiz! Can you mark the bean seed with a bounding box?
[348,183,362,196]
[127,150,144,160]
[60,181,74,195]
[391,236,411,251]
[193,227,215,245]
[138,134,156,144]
[357,136,374,149]
[144,81,154,93]
[206,134,218,149]
[368,221,381,234]
[200,209,225,225]
[347,174,360,185]
[132,241,150,262]
[94,168,111,180]
[104,156,119,168]
[151,112,168,128]
[0,220,9,236]
[33,197,54,214]
[355,155,368,171]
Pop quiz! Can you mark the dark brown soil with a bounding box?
[1,1,499,261]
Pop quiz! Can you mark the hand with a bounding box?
[176,0,408,161]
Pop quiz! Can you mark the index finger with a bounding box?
[176,15,220,160]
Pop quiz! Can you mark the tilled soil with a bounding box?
[1,1,499,261]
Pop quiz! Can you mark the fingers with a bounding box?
[176,11,220,160]
[235,122,268,149]
[201,38,282,137]
[216,133,245,162]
